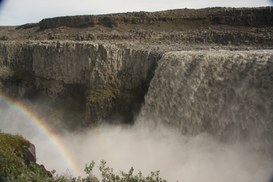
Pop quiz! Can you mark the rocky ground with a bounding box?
[1,7,273,49]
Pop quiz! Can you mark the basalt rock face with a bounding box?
[0,41,160,127]
[140,50,273,146]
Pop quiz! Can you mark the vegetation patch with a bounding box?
[51,160,167,182]
[0,131,52,181]
[86,84,120,104]
[0,131,167,182]
[0,67,15,81]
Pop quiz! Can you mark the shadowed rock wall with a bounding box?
[0,41,160,127]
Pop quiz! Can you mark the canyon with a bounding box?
[0,6,273,181]
[1,7,273,128]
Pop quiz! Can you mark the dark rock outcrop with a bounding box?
[23,143,36,165]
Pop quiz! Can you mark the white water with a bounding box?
[140,50,273,144]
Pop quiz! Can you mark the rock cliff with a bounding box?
[0,41,160,127]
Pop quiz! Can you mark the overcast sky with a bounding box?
[0,0,272,25]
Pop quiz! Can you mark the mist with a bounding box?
[62,125,273,182]
[0,99,273,182]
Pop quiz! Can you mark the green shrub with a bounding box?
[0,132,52,181]
[0,132,167,182]
[52,160,167,182]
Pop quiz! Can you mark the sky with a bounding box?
[0,0,272,25]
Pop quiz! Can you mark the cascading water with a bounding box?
[139,50,273,147]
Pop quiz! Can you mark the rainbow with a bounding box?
[0,92,81,176]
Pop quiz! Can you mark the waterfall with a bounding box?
[139,50,273,144]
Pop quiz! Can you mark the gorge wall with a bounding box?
[1,40,273,147]
[0,41,160,128]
